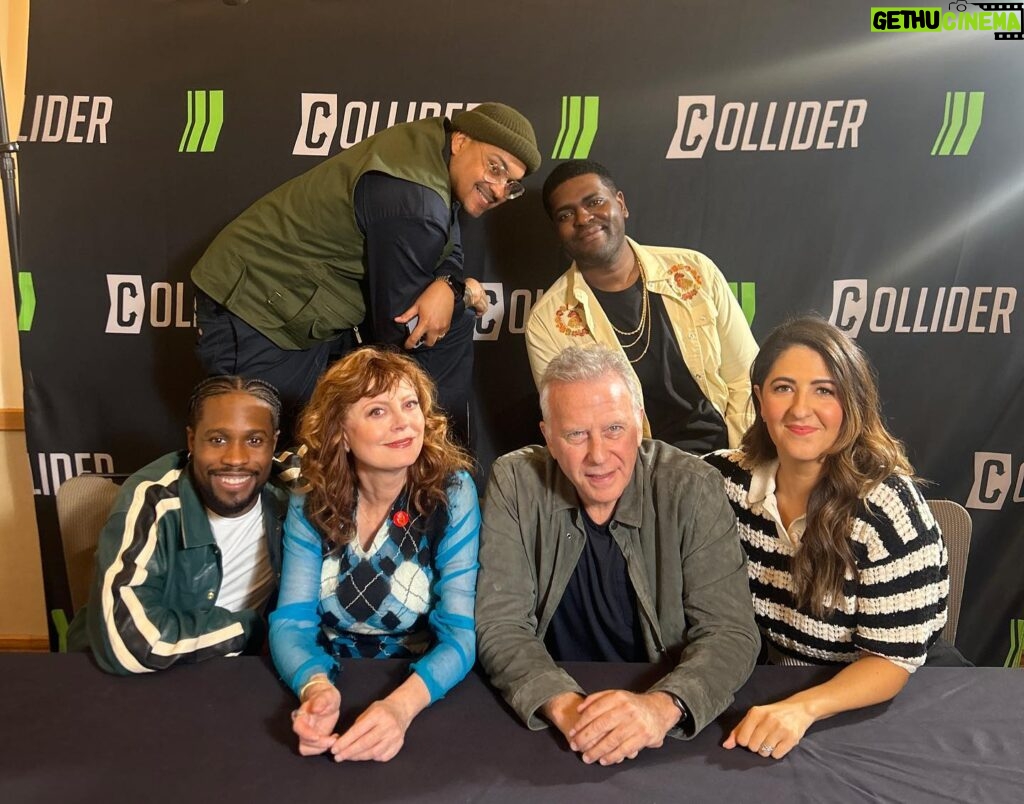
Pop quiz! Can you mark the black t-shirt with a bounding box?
[590,281,728,454]
[544,509,646,663]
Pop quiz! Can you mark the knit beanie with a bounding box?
[452,103,541,175]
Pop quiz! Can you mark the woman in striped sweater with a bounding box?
[703,316,948,760]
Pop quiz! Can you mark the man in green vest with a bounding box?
[192,102,541,444]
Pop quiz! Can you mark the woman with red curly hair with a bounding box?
[270,347,478,762]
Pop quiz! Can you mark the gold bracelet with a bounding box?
[299,675,334,701]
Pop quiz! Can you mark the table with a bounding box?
[1,655,1021,803]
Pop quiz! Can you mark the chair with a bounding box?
[927,499,972,645]
[55,474,127,614]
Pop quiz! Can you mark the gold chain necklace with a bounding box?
[608,258,652,362]
[623,302,653,364]
[608,257,648,341]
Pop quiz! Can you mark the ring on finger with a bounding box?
[759,743,775,756]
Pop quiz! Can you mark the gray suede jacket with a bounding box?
[476,440,759,738]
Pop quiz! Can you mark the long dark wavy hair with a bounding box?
[740,316,914,616]
[297,347,472,550]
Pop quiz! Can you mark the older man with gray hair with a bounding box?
[476,344,759,766]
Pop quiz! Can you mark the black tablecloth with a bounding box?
[0,654,1021,803]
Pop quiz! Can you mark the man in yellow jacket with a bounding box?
[526,160,757,452]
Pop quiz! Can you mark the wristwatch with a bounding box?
[667,692,689,723]
[434,273,466,302]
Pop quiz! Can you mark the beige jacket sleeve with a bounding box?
[702,257,758,447]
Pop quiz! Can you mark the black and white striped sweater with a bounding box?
[704,450,948,670]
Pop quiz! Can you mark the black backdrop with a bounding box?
[16,0,1024,666]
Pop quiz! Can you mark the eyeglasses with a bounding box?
[483,158,525,200]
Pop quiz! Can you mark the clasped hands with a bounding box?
[544,689,682,766]
[291,676,412,763]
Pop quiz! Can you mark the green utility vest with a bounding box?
[191,117,454,350]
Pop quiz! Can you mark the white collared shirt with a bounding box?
[746,460,807,550]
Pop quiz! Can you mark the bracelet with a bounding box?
[434,274,466,302]
[299,675,334,702]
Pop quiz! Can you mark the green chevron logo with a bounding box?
[17,271,35,331]
[931,91,983,156]
[1004,618,1024,668]
[51,609,69,653]
[728,281,756,325]
[179,89,224,153]
[552,96,599,159]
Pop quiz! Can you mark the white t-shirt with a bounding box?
[208,499,275,614]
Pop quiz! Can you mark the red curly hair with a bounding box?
[297,347,473,550]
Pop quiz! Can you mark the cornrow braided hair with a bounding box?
[187,375,282,431]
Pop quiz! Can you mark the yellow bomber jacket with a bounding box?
[525,238,758,448]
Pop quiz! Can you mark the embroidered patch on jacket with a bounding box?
[554,305,590,337]
[669,264,703,300]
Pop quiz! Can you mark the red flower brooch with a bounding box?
[392,510,411,528]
